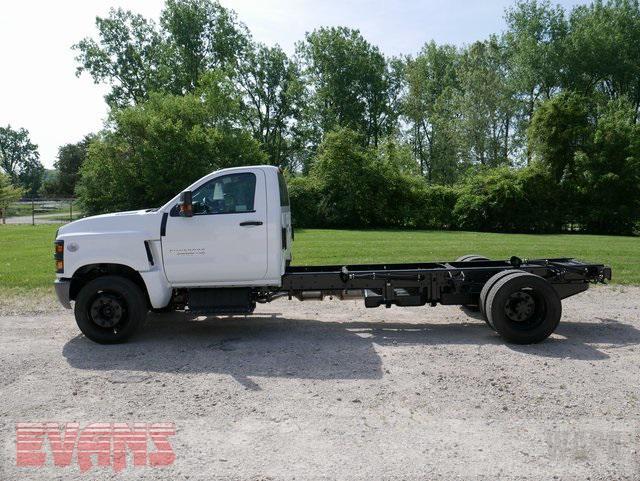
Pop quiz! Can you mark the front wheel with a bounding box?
[74,275,147,344]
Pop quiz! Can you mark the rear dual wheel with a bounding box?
[455,254,489,263]
[456,255,490,322]
[483,271,561,344]
[479,269,526,323]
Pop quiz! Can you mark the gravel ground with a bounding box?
[1,285,639,480]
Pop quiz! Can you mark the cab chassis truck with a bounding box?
[54,165,611,345]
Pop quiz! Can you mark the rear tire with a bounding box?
[486,272,561,344]
[456,254,489,262]
[456,255,490,314]
[74,275,147,344]
[479,270,526,325]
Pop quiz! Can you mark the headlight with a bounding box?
[54,240,64,273]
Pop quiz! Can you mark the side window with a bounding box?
[192,173,256,215]
[277,171,290,207]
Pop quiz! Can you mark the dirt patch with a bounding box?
[0,287,64,316]
[1,285,639,480]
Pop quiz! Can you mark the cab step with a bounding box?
[186,287,255,315]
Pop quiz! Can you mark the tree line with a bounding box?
[1,0,639,234]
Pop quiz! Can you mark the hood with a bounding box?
[57,209,163,239]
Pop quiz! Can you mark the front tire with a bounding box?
[74,276,147,344]
[486,272,561,344]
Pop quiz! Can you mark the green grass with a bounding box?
[292,229,639,284]
[0,225,638,294]
[5,203,33,216]
[0,224,60,293]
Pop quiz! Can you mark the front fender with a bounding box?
[56,231,173,309]
[58,231,156,278]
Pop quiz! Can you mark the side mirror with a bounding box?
[179,191,193,217]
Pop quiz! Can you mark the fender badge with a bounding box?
[67,242,79,252]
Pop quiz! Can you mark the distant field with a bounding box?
[0,225,60,293]
[6,200,79,217]
[4,201,81,225]
[0,225,638,295]
[293,229,639,284]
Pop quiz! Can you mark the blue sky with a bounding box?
[229,0,588,56]
[0,0,589,168]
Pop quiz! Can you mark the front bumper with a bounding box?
[54,279,72,309]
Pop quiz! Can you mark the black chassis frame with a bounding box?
[279,258,612,308]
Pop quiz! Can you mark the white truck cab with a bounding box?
[55,165,292,343]
[160,165,291,287]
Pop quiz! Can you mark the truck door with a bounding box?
[161,170,268,285]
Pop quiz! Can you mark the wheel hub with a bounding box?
[90,294,124,328]
[504,291,535,322]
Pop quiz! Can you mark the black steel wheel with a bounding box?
[74,275,147,344]
[486,272,561,344]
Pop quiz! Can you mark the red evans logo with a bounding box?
[16,422,176,472]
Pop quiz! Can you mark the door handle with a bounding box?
[239,221,263,226]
